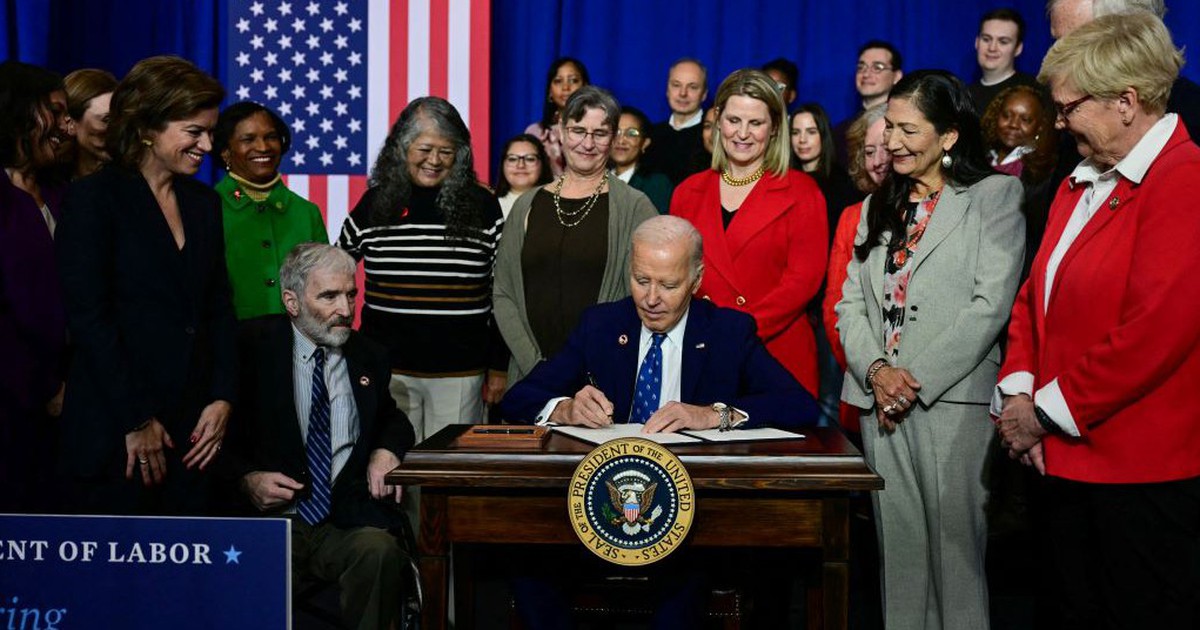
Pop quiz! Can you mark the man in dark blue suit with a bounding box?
[499,216,817,629]
[501,215,818,432]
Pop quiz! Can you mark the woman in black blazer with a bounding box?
[57,56,235,515]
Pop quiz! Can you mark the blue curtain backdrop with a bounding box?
[4,0,1200,175]
[489,0,1200,170]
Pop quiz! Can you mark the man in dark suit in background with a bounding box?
[221,243,415,630]
[642,58,710,186]
[500,214,818,432]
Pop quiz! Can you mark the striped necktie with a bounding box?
[298,347,332,525]
[631,333,666,423]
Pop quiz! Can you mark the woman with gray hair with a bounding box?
[494,86,657,387]
[338,96,505,442]
[995,12,1200,628]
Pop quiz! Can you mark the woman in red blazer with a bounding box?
[995,14,1200,629]
[671,69,827,394]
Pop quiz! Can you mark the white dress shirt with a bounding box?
[993,114,1179,435]
[669,109,703,131]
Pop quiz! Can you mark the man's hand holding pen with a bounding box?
[549,384,615,427]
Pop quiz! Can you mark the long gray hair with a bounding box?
[367,96,486,238]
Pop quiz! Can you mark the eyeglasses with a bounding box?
[856,62,893,75]
[773,81,788,94]
[615,128,643,139]
[1055,94,1093,120]
[564,126,613,146]
[504,154,540,166]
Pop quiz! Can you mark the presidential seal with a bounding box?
[568,438,695,566]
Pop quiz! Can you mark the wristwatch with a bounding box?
[1034,405,1061,435]
[712,402,732,431]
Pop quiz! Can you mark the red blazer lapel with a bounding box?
[725,173,792,258]
[686,171,740,290]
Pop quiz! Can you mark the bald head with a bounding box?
[1049,0,1167,38]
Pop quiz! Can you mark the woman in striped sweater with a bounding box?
[338,96,506,442]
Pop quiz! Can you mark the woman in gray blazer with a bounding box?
[494,86,657,386]
[836,71,1024,630]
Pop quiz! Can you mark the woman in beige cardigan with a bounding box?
[494,86,657,386]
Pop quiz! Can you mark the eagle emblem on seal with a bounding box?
[606,478,664,535]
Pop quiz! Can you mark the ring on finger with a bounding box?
[897,396,908,406]
[138,457,149,465]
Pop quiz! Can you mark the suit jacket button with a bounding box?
[261,240,271,248]
[735,295,746,306]
[911,305,919,311]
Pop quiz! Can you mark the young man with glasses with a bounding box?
[833,40,904,165]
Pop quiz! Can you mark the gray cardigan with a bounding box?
[493,177,658,383]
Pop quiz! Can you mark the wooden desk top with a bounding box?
[387,425,882,492]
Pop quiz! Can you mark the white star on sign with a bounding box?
[236,51,250,66]
[264,17,277,32]
[320,152,333,166]
[249,1,264,16]
[236,17,250,33]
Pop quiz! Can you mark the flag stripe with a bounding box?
[308,175,329,238]
[408,0,430,101]
[368,0,391,164]
[430,0,449,99]
[470,0,491,182]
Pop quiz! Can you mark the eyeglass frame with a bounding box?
[564,125,614,146]
[504,153,541,166]
[615,128,644,139]
[856,62,894,75]
[1054,94,1094,121]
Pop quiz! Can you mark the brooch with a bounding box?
[1108,196,1120,211]
[618,334,629,346]
[359,375,371,386]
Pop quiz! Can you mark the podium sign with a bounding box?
[0,514,289,629]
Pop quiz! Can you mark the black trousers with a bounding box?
[1036,474,1200,630]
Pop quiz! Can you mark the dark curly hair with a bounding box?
[855,70,995,262]
[980,85,1056,185]
[367,96,487,240]
[0,60,64,171]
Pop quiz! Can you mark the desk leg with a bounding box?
[419,492,449,630]
[813,497,850,630]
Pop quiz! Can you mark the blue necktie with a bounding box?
[631,333,665,423]
[298,347,332,525]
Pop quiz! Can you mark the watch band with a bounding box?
[1034,405,1060,435]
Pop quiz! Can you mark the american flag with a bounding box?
[225,0,492,243]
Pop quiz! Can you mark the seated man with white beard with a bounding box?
[220,243,415,630]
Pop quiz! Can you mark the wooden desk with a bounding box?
[387,425,882,629]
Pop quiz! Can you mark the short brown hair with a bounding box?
[106,56,224,169]
[64,68,117,121]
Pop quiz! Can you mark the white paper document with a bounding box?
[551,424,702,445]
[681,427,805,442]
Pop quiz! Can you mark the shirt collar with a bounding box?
[614,165,636,183]
[669,109,703,130]
[639,308,689,349]
[291,323,342,363]
[1070,113,1178,188]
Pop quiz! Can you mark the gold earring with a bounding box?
[140,138,152,147]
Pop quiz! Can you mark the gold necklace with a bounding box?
[553,172,608,228]
[721,164,766,187]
